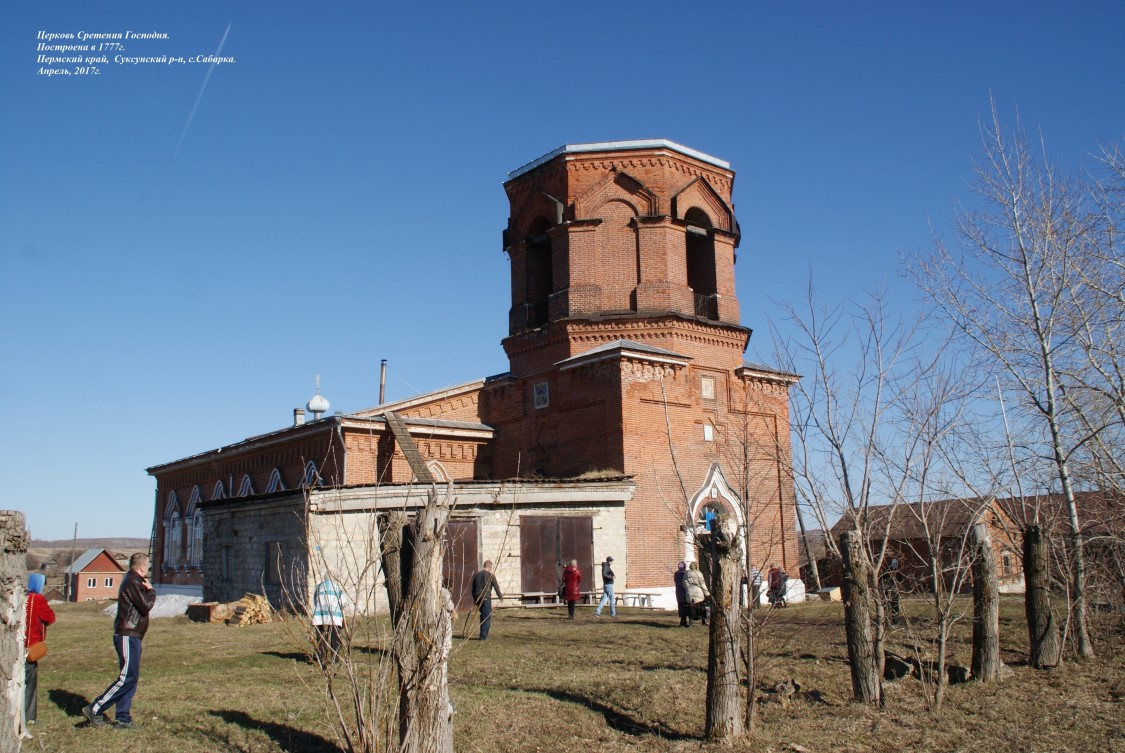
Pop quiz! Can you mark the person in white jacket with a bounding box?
[311,574,348,666]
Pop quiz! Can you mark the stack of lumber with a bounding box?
[226,594,273,626]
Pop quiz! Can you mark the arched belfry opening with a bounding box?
[526,216,553,328]
[685,207,718,320]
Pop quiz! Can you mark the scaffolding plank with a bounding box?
[383,410,435,484]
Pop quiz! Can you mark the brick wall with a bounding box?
[201,495,308,606]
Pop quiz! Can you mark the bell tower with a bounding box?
[501,140,748,378]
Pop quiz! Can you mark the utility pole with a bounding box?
[66,522,77,601]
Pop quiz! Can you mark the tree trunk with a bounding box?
[794,501,822,591]
[703,520,744,742]
[378,512,410,626]
[392,489,454,753]
[971,522,1002,682]
[933,624,949,711]
[743,608,756,733]
[1023,525,1061,669]
[839,530,881,705]
[1,510,29,749]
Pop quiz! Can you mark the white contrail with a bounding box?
[174,23,231,157]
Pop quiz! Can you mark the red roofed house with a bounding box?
[64,548,126,602]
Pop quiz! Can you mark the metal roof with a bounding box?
[508,139,730,181]
[739,360,800,379]
[63,547,123,575]
[555,339,691,368]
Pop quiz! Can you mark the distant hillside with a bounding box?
[30,537,149,551]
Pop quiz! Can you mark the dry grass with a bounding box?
[24,598,1125,752]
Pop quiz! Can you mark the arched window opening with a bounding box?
[191,509,204,566]
[526,216,553,328]
[167,511,182,567]
[684,208,718,320]
[212,480,226,500]
[238,474,254,496]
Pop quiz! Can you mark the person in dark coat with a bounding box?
[674,561,691,627]
[83,553,156,730]
[24,573,55,725]
[562,560,582,619]
[471,560,503,640]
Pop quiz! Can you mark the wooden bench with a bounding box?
[616,591,656,608]
[495,591,599,608]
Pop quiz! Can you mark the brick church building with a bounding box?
[147,140,799,611]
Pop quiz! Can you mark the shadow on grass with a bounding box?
[262,651,311,663]
[623,619,693,630]
[47,688,87,717]
[210,710,343,753]
[640,662,704,673]
[529,688,695,741]
[352,644,391,659]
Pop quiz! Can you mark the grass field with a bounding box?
[23,598,1124,752]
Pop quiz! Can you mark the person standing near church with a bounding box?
[595,556,616,617]
[471,560,503,640]
[311,573,348,666]
[562,559,582,619]
[83,553,156,730]
[24,573,55,726]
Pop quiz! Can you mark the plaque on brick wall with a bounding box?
[533,382,549,410]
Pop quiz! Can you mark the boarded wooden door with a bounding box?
[519,516,593,595]
[443,519,478,611]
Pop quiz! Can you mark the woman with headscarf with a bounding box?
[684,561,710,626]
[674,561,691,627]
[24,573,55,725]
[562,560,582,619]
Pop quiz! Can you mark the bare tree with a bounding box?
[913,103,1117,658]
[770,280,952,705]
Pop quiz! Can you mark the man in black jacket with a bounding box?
[470,560,503,640]
[83,553,157,730]
[595,556,616,617]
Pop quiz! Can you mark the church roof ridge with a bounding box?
[507,139,730,181]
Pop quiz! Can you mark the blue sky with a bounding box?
[2,2,1123,540]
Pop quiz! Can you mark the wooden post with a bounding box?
[1,510,29,749]
[971,522,1002,682]
[704,518,744,742]
[1022,525,1061,669]
[839,530,881,704]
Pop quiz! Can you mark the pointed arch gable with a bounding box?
[238,474,255,497]
[266,468,285,493]
[164,490,181,520]
[683,464,744,562]
[186,486,202,515]
[512,189,565,243]
[671,177,732,232]
[212,480,226,500]
[574,170,658,220]
[302,461,321,488]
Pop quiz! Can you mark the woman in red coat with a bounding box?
[25,573,55,725]
[562,560,582,620]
